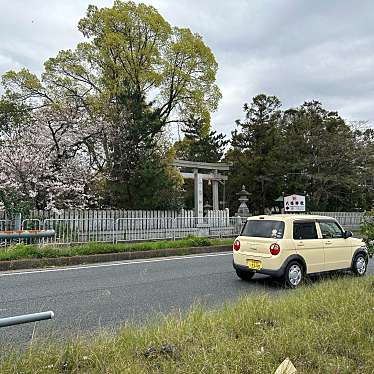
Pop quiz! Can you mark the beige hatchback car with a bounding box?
[233,215,369,288]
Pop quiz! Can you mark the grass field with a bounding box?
[1,274,373,373]
[0,237,233,262]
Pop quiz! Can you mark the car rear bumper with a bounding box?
[233,261,285,278]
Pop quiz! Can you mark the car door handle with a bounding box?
[297,242,304,247]
[325,241,332,245]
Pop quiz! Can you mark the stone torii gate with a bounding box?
[173,159,230,217]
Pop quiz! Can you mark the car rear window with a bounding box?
[241,220,285,239]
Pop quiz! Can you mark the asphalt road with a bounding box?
[0,252,373,350]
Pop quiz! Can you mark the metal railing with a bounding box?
[0,220,19,247]
[43,218,116,245]
[0,216,246,247]
[0,311,54,328]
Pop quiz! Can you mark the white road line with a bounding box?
[0,252,232,278]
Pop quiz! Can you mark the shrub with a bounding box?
[361,209,374,257]
[190,237,211,247]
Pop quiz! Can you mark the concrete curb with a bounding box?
[0,245,232,272]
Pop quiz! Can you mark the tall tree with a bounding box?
[174,117,228,162]
[1,1,221,210]
[226,94,283,213]
[101,87,183,208]
[279,101,361,211]
[226,96,373,213]
[0,98,93,213]
[349,127,374,210]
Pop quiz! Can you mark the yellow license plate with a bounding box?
[247,259,262,270]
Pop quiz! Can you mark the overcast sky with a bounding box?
[1,0,373,136]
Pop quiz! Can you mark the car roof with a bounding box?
[246,214,336,222]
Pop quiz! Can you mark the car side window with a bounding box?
[319,221,343,239]
[293,222,318,240]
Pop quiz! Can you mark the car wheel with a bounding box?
[352,253,367,276]
[284,261,303,288]
[235,269,255,281]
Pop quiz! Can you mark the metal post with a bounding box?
[0,311,54,328]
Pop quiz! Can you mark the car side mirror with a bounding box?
[343,231,353,239]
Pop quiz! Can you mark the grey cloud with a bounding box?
[1,0,373,136]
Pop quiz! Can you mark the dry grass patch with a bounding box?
[1,275,373,373]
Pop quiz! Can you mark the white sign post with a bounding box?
[284,194,306,212]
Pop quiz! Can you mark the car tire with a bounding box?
[283,261,304,288]
[235,269,255,281]
[352,253,368,277]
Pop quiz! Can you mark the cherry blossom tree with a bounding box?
[0,99,97,214]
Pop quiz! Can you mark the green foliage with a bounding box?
[103,152,184,209]
[226,94,283,213]
[0,190,32,219]
[1,69,44,104]
[96,87,183,209]
[78,1,172,96]
[0,98,29,133]
[355,128,374,209]
[226,96,374,213]
[361,209,374,256]
[42,0,221,125]
[174,117,228,163]
[279,101,363,211]
[1,276,373,373]
[184,235,211,247]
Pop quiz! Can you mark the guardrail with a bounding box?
[0,311,54,328]
[41,216,245,245]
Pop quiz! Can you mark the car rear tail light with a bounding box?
[233,239,241,251]
[269,243,281,255]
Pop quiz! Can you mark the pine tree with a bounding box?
[174,117,228,162]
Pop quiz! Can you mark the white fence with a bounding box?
[8,209,199,222]
[0,209,366,247]
[0,212,244,247]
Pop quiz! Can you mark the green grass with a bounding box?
[1,275,373,373]
[0,237,234,262]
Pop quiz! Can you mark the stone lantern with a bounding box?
[203,202,213,216]
[236,185,250,218]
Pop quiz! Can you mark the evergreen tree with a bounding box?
[279,101,361,211]
[226,96,374,213]
[101,88,183,209]
[226,94,283,213]
[174,117,228,162]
